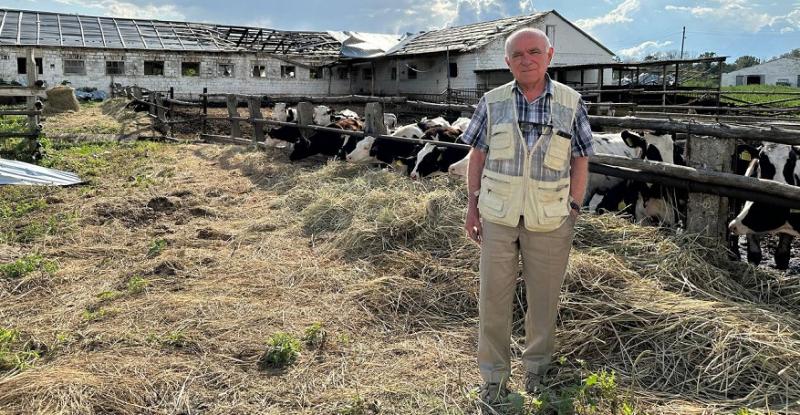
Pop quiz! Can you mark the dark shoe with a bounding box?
[478,382,509,410]
[524,372,544,394]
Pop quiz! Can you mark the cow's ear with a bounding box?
[738,148,754,162]
[792,146,800,157]
[437,152,444,162]
[621,130,644,148]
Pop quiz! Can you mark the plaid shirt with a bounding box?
[461,75,594,158]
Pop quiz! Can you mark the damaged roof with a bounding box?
[0,8,341,57]
[387,10,614,57]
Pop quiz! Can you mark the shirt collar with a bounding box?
[512,73,553,99]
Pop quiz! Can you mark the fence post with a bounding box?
[685,135,737,240]
[227,94,240,139]
[201,87,208,136]
[155,92,167,135]
[297,102,314,140]
[168,87,175,137]
[25,49,39,156]
[248,96,264,148]
[364,102,386,136]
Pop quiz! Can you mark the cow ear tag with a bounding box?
[394,160,404,167]
[617,201,626,211]
[739,152,751,161]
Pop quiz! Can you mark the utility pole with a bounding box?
[680,26,686,59]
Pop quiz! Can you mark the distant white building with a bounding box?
[721,57,800,87]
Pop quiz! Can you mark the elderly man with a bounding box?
[460,28,593,404]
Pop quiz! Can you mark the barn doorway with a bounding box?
[746,75,763,85]
[476,70,514,89]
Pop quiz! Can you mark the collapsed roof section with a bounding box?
[0,8,341,57]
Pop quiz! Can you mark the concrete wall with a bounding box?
[0,46,351,98]
[346,14,615,95]
[721,58,800,87]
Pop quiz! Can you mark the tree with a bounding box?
[780,48,800,59]
[734,55,760,70]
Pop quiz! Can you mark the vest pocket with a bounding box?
[480,173,512,218]
[487,124,514,160]
[543,134,571,171]
[480,190,505,215]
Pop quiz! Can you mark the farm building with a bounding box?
[721,57,800,87]
[0,7,614,99]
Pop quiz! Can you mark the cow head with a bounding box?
[347,136,377,163]
[410,143,443,180]
[313,105,333,125]
[421,126,462,143]
[621,130,676,163]
[448,151,470,178]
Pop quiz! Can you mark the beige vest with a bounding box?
[478,79,581,231]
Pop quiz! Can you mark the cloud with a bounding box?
[518,0,534,14]
[664,0,793,33]
[52,0,185,20]
[389,0,508,34]
[617,40,672,59]
[575,0,640,32]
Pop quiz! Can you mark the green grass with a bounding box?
[0,254,58,279]
[0,211,78,244]
[721,84,800,108]
[146,239,167,258]
[126,275,149,294]
[258,332,302,370]
[0,328,41,371]
[41,141,166,182]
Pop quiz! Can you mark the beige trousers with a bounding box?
[477,215,576,385]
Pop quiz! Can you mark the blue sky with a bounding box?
[8,0,800,62]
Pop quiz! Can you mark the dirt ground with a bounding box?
[1,102,798,414]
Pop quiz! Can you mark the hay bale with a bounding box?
[43,86,80,115]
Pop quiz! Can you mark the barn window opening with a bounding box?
[408,64,418,79]
[776,78,790,86]
[106,61,125,75]
[280,65,296,79]
[181,62,200,77]
[449,62,458,78]
[337,67,349,79]
[17,57,43,75]
[218,63,234,77]
[144,60,164,76]
[252,64,267,78]
[391,67,397,80]
[362,68,372,80]
[63,59,86,75]
[309,67,323,79]
[546,25,556,46]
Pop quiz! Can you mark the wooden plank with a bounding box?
[0,88,46,98]
[36,13,40,45]
[16,11,22,45]
[0,11,7,38]
[588,116,800,145]
[57,14,63,46]
[247,96,264,147]
[226,94,241,139]
[0,110,42,116]
[150,21,166,49]
[591,154,800,204]
[132,19,148,49]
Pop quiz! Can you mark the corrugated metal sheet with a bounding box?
[0,158,82,186]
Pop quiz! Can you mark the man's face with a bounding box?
[504,33,554,86]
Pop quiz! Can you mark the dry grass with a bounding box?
[1,105,799,414]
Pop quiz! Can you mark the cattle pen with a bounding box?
[122,85,800,247]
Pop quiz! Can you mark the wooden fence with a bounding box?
[125,89,800,243]
[0,49,44,156]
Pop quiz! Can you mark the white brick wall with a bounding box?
[0,46,352,98]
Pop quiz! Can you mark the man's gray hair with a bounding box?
[504,28,552,58]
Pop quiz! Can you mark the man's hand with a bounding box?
[465,204,482,244]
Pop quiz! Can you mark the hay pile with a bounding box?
[272,159,800,413]
[43,86,80,115]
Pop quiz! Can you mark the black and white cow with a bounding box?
[588,130,686,225]
[384,113,398,132]
[289,118,363,161]
[728,143,800,270]
[408,126,466,180]
[346,123,424,165]
[418,116,450,132]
